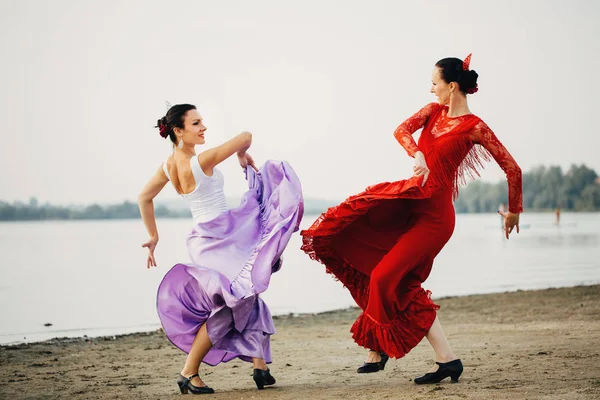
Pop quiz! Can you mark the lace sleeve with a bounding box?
[393,103,438,157]
[472,121,523,213]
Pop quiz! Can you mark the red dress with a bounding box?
[301,103,523,358]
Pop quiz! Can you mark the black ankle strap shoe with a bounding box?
[176,373,215,394]
[357,352,389,374]
[414,359,463,384]
[253,368,276,390]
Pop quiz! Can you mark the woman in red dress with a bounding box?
[301,55,522,384]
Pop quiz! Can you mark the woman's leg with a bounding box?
[366,350,383,363]
[252,357,268,370]
[425,316,458,371]
[180,323,213,386]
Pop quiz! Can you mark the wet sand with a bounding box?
[1,285,599,399]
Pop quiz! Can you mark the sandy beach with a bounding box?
[1,285,599,400]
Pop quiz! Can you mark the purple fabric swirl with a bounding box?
[156,160,303,366]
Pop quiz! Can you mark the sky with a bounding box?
[1,0,599,205]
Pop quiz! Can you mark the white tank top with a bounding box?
[163,156,228,224]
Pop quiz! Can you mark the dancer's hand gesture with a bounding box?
[142,236,158,268]
[413,151,430,187]
[238,152,258,171]
[498,211,520,240]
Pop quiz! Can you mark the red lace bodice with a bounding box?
[393,103,523,213]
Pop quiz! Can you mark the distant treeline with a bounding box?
[0,199,189,221]
[0,198,334,221]
[454,164,600,213]
[1,164,598,221]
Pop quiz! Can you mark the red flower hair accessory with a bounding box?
[467,84,478,94]
[158,122,169,138]
[462,53,472,71]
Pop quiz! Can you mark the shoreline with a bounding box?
[2,285,599,399]
[3,282,600,349]
[2,283,599,348]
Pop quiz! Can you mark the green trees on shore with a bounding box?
[454,164,600,213]
[1,164,598,221]
[0,200,188,221]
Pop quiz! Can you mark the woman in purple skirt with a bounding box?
[138,104,303,394]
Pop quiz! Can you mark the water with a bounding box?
[0,212,599,345]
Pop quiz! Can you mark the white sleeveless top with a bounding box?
[163,156,228,224]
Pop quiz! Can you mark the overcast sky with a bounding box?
[1,0,598,205]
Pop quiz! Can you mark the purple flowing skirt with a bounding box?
[156,160,303,366]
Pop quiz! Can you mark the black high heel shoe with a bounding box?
[414,359,463,384]
[176,373,215,394]
[357,351,389,374]
[253,368,276,390]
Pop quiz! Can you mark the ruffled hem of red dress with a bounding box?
[350,289,439,359]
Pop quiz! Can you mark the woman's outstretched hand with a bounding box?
[498,211,520,240]
[237,152,258,171]
[413,151,430,187]
[141,236,158,268]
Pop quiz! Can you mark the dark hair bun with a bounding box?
[154,104,196,144]
[458,69,479,95]
[435,57,480,95]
